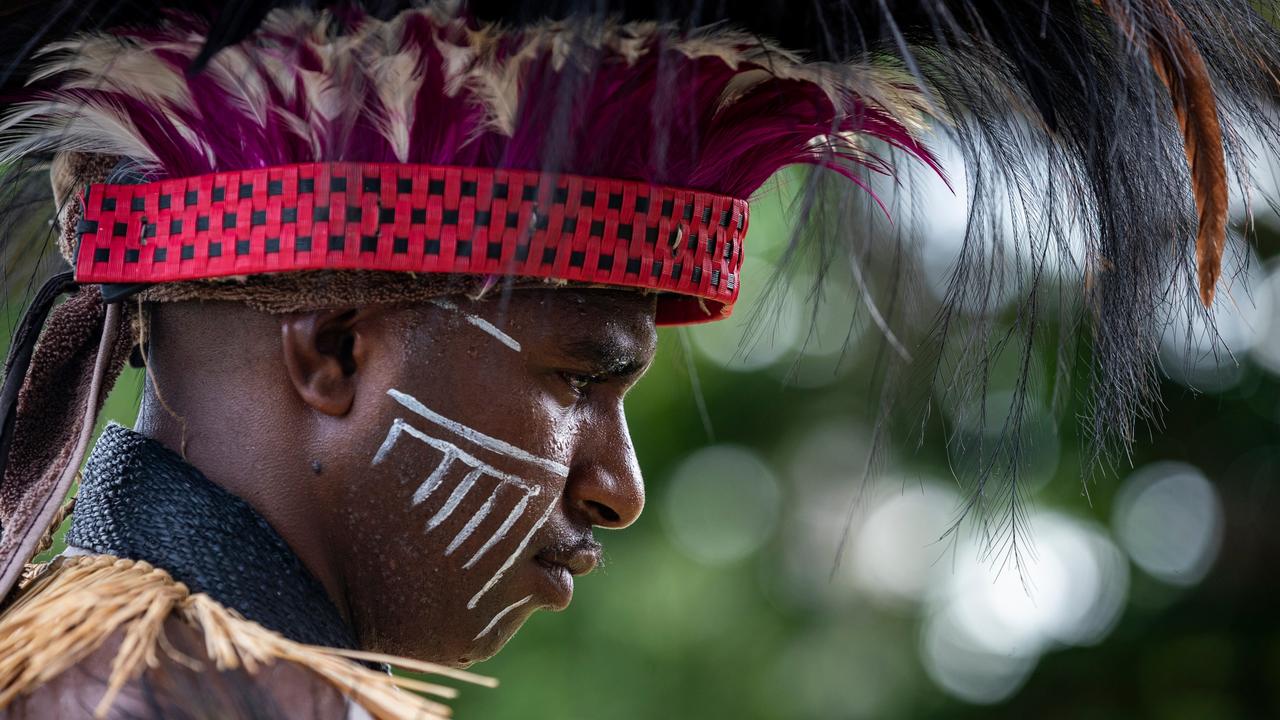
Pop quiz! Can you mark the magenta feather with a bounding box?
[4,8,942,206]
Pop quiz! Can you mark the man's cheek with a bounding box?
[363,387,567,634]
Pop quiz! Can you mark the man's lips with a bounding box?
[534,537,603,577]
[528,538,600,611]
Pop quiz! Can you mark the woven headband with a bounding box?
[73,162,750,325]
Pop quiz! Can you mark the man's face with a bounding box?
[326,289,657,665]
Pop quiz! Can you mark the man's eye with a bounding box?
[561,372,598,394]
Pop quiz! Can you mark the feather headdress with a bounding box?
[0,0,1275,597]
[3,8,938,196]
[0,1,948,603]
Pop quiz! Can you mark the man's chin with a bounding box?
[369,596,538,667]
[398,623,522,668]
[455,623,523,667]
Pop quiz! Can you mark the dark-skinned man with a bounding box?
[1,1,1279,718]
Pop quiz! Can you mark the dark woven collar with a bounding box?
[66,423,355,649]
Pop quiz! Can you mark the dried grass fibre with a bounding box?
[0,554,494,718]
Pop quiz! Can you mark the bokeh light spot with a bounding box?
[853,482,960,607]
[664,445,782,565]
[923,513,1128,704]
[1112,461,1223,587]
[922,608,1038,705]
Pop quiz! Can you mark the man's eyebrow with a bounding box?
[560,334,652,378]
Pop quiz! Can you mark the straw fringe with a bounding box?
[0,554,492,719]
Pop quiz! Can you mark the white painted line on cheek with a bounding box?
[383,419,531,488]
[467,498,558,609]
[412,446,458,506]
[430,299,523,353]
[372,419,408,465]
[446,488,500,556]
[426,467,485,531]
[387,389,569,478]
[473,595,534,641]
[462,487,536,569]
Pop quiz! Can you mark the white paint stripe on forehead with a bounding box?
[462,487,537,570]
[430,299,522,352]
[467,498,559,609]
[464,316,522,353]
[473,595,534,641]
[387,389,569,478]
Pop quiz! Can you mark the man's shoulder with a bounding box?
[2,615,357,719]
[0,555,442,720]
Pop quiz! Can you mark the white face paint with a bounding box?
[372,387,566,638]
[473,595,534,641]
[369,299,560,642]
[385,389,569,477]
[429,298,523,352]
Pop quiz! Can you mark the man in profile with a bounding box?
[0,1,1277,718]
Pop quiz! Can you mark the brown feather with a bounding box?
[1097,0,1229,307]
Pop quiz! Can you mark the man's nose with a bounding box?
[564,404,645,529]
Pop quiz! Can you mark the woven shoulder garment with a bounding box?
[0,425,492,718]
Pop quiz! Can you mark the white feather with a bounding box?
[31,41,196,112]
[0,99,160,167]
[298,67,347,124]
[436,33,480,96]
[203,47,271,129]
[273,107,323,160]
[369,50,424,162]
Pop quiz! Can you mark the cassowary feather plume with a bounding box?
[0,0,1276,566]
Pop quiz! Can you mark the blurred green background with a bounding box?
[29,160,1280,719]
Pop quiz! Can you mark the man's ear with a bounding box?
[280,308,373,416]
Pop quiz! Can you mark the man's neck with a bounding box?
[134,391,352,630]
[68,424,356,647]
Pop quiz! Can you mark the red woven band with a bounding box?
[74,162,748,325]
